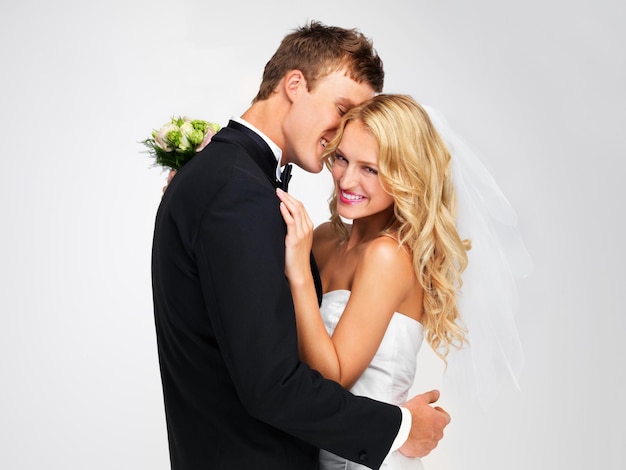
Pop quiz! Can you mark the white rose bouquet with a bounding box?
[143,116,221,170]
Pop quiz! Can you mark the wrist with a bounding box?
[287,271,314,289]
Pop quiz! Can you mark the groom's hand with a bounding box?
[398,389,450,458]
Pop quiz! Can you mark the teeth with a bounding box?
[341,191,364,201]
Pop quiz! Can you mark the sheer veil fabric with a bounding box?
[424,106,533,412]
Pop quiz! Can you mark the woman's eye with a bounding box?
[364,167,378,175]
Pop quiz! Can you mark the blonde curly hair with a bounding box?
[323,94,470,360]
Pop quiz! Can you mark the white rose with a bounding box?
[153,122,178,151]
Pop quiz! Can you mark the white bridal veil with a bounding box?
[425,106,533,412]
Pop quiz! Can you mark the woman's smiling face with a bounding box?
[331,120,394,221]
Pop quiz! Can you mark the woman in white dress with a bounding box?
[277,94,471,470]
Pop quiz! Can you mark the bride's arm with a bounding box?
[277,189,415,389]
[330,238,415,388]
[277,189,342,380]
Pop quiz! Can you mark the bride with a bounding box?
[277,94,529,469]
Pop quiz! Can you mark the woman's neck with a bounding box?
[344,207,396,249]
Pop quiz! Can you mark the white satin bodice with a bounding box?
[318,290,425,470]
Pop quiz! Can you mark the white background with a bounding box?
[1,1,623,469]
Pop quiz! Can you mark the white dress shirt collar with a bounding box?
[231,116,284,181]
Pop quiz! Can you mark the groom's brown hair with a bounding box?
[253,21,384,102]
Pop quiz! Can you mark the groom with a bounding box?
[152,21,450,470]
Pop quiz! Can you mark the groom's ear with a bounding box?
[283,70,306,103]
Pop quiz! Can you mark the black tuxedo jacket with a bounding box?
[152,121,401,469]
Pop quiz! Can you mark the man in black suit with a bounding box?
[152,21,450,470]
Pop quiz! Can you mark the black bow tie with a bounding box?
[280,164,292,191]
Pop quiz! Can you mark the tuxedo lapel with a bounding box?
[213,120,322,305]
[213,120,279,188]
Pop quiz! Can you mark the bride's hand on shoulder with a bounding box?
[276,188,313,285]
[162,170,177,196]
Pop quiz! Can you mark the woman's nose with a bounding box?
[338,166,358,188]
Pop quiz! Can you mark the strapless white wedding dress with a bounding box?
[318,290,425,470]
